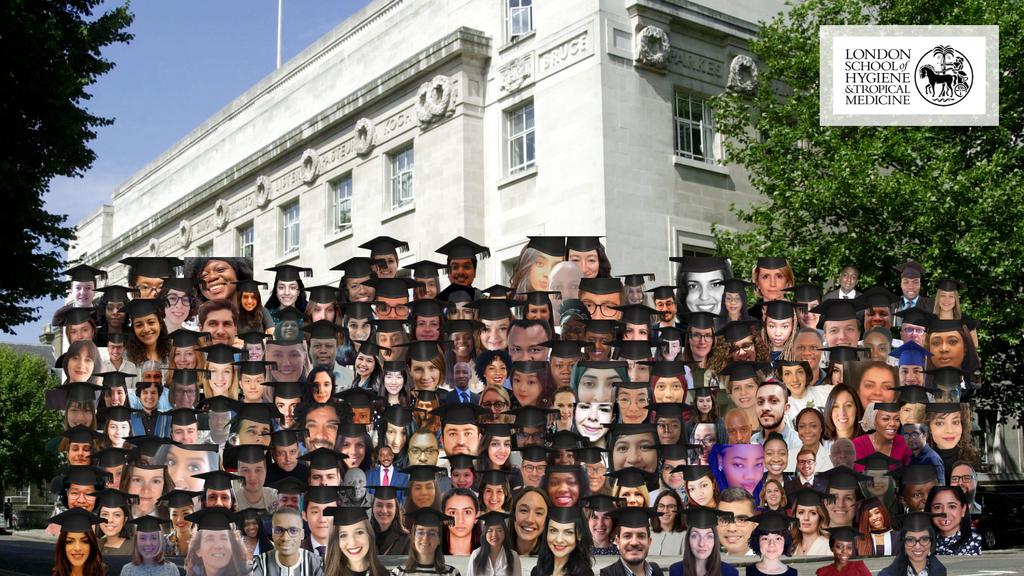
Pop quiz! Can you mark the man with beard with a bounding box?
[301,402,341,452]
[254,507,323,576]
[750,381,800,469]
[717,487,758,556]
[904,423,945,484]
[950,461,982,514]
[602,507,663,576]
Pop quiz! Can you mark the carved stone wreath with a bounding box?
[255,175,271,209]
[416,75,453,127]
[354,118,375,155]
[727,55,759,94]
[214,199,228,230]
[148,238,160,255]
[300,149,320,184]
[178,219,192,247]
[635,25,670,68]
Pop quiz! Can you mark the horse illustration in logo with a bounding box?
[916,45,972,106]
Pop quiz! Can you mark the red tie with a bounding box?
[382,467,390,486]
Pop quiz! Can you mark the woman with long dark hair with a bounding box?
[823,385,865,441]
[391,508,461,576]
[325,507,390,576]
[668,507,739,576]
[511,487,549,556]
[529,506,593,576]
[927,485,981,556]
[50,509,107,576]
[265,264,311,317]
[651,489,686,555]
[468,512,521,576]
[877,513,948,576]
[125,300,171,366]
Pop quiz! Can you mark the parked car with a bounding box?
[973,489,1024,549]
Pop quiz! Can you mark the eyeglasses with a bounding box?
[165,294,190,308]
[718,515,750,526]
[797,458,816,465]
[729,342,755,354]
[617,397,649,408]
[135,284,162,297]
[689,333,714,342]
[481,401,509,411]
[374,302,410,315]
[272,526,302,537]
[414,528,440,539]
[950,474,975,483]
[407,447,439,458]
[902,326,927,335]
[517,431,546,443]
[522,464,547,474]
[905,536,931,547]
[582,301,618,315]
[656,504,678,512]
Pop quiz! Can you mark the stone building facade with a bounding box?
[68,0,786,288]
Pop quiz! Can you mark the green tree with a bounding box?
[711,0,1024,420]
[0,346,64,500]
[0,0,133,332]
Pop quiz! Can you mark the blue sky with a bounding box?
[6,0,369,344]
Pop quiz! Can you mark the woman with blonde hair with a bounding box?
[121,517,178,576]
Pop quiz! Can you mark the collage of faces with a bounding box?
[46,235,983,576]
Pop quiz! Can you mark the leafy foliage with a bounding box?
[711,0,1024,420]
[0,346,64,494]
[0,0,133,332]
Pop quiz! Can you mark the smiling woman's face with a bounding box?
[165,445,212,491]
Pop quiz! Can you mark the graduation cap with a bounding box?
[331,257,379,277]
[270,429,303,447]
[430,403,488,425]
[505,405,557,428]
[227,444,268,466]
[826,526,861,543]
[756,257,789,270]
[656,326,683,341]
[481,423,514,438]
[639,360,687,378]
[185,508,240,531]
[93,488,137,509]
[409,299,446,319]
[894,308,935,327]
[324,506,371,526]
[820,346,868,363]
[402,261,447,278]
[105,331,127,345]
[515,445,550,463]
[365,278,419,299]
[579,277,622,296]
[657,443,692,461]
[650,403,688,422]
[383,405,415,428]
[231,279,268,295]
[234,402,282,426]
[158,489,202,509]
[124,435,171,461]
[614,340,655,361]
[718,362,764,382]
[401,465,446,482]
[192,470,243,491]
[64,264,107,283]
[686,506,732,529]
[894,386,937,405]
[65,465,112,487]
[890,464,939,485]
[582,494,624,512]
[478,510,511,527]
[618,273,655,287]
[516,291,558,309]
[267,381,304,400]
[715,320,759,343]
[583,319,618,335]
[671,256,730,273]
[394,340,442,362]
[722,279,754,294]
[270,476,307,495]
[436,236,490,261]
[613,304,657,325]
[541,339,585,358]
[265,264,314,282]
[443,320,480,336]
[96,285,132,303]
[339,421,370,438]
[355,340,390,359]
[872,402,901,413]
[274,305,305,324]
[684,312,716,330]
[197,396,238,414]
[608,505,659,528]
[565,236,603,253]
[691,380,719,398]
[818,466,870,490]
[337,387,378,409]
[895,511,942,532]
[412,389,440,404]
[548,506,584,523]
[924,402,962,415]
[548,430,585,450]
[467,299,514,320]
[163,277,197,294]
[360,236,409,256]
[128,515,168,533]
[298,448,348,470]
[924,367,966,388]
[366,485,402,501]
[525,236,566,257]
[438,283,477,304]
[61,307,96,326]
[92,447,132,469]
[572,446,606,464]
[809,300,867,325]
[895,261,925,279]
[671,465,713,482]
[478,469,510,487]
[512,360,548,375]
[645,285,676,300]
[300,285,339,304]
[935,278,963,292]
[171,368,210,387]
[343,301,376,320]
[48,509,105,532]
[606,467,656,488]
[759,300,797,320]
[168,328,207,349]
[164,407,199,427]
[890,341,932,366]
[784,284,823,303]
[198,344,241,365]
[856,452,901,472]
[928,318,964,333]
[118,257,183,279]
[444,454,476,471]
[407,507,454,527]
[232,359,276,376]
[857,287,898,310]
[750,510,796,532]
[59,382,102,403]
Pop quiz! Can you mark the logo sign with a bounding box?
[820,26,998,126]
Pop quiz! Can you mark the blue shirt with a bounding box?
[909,445,946,485]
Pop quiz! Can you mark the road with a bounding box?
[3,535,1024,576]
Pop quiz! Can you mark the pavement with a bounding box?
[4,529,1024,576]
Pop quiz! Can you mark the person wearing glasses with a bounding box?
[877,512,947,576]
[578,277,624,321]
[253,507,324,576]
[650,490,686,555]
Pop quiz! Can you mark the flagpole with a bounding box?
[276,0,283,69]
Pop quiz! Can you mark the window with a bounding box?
[237,223,254,259]
[389,146,414,209]
[506,0,533,41]
[677,244,715,259]
[197,243,213,258]
[674,93,716,163]
[282,201,300,254]
[507,101,535,174]
[331,176,353,232]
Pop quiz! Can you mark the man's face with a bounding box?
[865,306,893,330]
[71,281,95,308]
[442,424,480,456]
[839,268,859,292]
[66,484,97,510]
[448,258,476,287]
[902,425,927,451]
[107,342,125,364]
[67,322,95,343]
[617,527,651,564]
[309,467,340,487]
[172,383,198,409]
[139,384,160,411]
[755,384,788,432]
[277,493,301,510]
[309,338,337,367]
[273,443,299,471]
[901,323,927,346]
[453,363,472,389]
[205,489,232,509]
[824,319,860,347]
[408,433,440,465]
[950,464,977,498]
[305,405,340,450]
[717,500,755,554]
[797,452,816,478]
[378,447,394,468]
[901,276,921,300]
[581,292,622,321]
[202,309,237,345]
[508,325,550,362]
[304,502,335,542]
[171,423,199,444]
[829,440,856,469]
[725,411,753,444]
[654,297,677,324]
